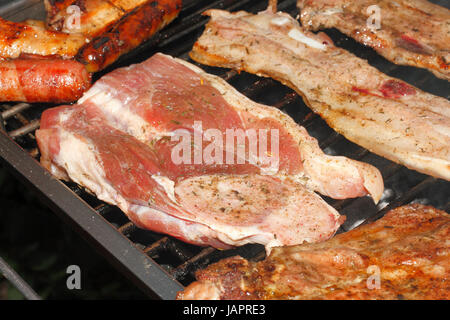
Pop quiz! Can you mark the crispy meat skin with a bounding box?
[178,204,450,300]
[298,0,450,80]
[0,55,91,103]
[76,0,182,72]
[0,18,86,59]
[36,53,384,251]
[190,9,450,181]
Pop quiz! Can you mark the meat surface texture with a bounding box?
[298,0,450,80]
[0,55,91,103]
[36,53,383,251]
[45,0,150,37]
[75,0,182,72]
[0,18,87,59]
[177,204,450,300]
[190,9,450,181]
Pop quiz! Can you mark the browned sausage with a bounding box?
[76,0,182,72]
[0,55,91,103]
[44,0,150,38]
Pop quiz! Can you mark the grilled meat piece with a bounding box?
[190,9,450,181]
[178,204,450,300]
[0,18,87,59]
[0,55,91,103]
[297,0,450,80]
[45,0,150,38]
[76,0,181,72]
[36,53,383,251]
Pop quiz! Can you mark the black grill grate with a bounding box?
[0,0,449,299]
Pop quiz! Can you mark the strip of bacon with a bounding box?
[298,0,450,80]
[190,9,450,181]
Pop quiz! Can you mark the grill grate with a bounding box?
[0,0,449,299]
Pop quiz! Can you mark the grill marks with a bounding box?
[0,56,91,103]
[178,204,450,300]
[0,18,87,59]
[297,0,450,80]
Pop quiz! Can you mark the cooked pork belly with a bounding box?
[178,204,450,300]
[298,0,450,80]
[190,9,450,181]
[36,53,383,251]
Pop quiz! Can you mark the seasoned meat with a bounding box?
[45,0,150,37]
[298,0,450,80]
[178,204,450,300]
[0,18,87,59]
[190,9,450,181]
[75,0,182,72]
[36,53,383,251]
[0,55,91,103]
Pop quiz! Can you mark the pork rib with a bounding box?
[298,0,450,80]
[178,204,450,300]
[36,53,382,251]
[190,9,450,181]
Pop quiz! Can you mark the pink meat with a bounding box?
[36,53,383,251]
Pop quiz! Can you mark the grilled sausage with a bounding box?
[76,0,182,72]
[0,55,91,103]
